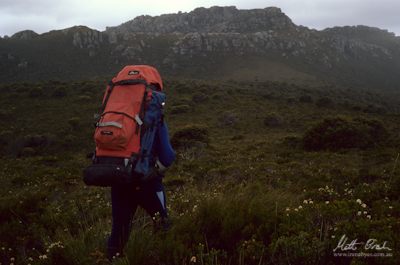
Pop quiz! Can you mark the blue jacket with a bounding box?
[155,121,176,167]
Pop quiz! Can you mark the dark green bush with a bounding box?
[192,92,208,103]
[174,82,191,93]
[21,147,36,157]
[29,86,44,98]
[218,111,238,127]
[62,134,78,147]
[351,105,363,111]
[4,134,57,157]
[286,97,296,104]
[299,95,313,103]
[15,83,30,93]
[363,104,387,114]
[0,110,9,120]
[231,134,244,141]
[78,95,91,101]
[0,130,13,145]
[6,136,26,157]
[303,117,388,151]
[24,134,53,148]
[170,105,191,115]
[171,124,209,149]
[211,92,224,100]
[52,86,67,98]
[68,117,81,130]
[315,97,334,108]
[262,93,275,100]
[281,136,302,148]
[264,114,282,127]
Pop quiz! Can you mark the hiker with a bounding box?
[107,119,175,260]
[82,65,175,260]
[107,122,174,260]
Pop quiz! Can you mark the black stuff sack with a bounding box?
[83,163,132,187]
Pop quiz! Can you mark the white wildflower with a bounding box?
[39,255,48,260]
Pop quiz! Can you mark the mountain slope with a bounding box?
[0,6,399,92]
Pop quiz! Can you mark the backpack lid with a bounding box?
[113,65,163,90]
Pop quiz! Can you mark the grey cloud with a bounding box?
[0,0,69,16]
[259,0,400,34]
[231,0,400,35]
[0,0,105,36]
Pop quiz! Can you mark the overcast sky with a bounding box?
[1,0,399,37]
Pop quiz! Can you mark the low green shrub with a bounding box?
[68,117,81,130]
[24,134,56,148]
[0,130,13,146]
[299,95,313,103]
[52,86,68,98]
[303,117,388,151]
[281,136,302,148]
[78,95,91,101]
[170,105,191,115]
[20,147,36,157]
[218,111,238,127]
[4,133,58,157]
[192,93,208,103]
[171,124,209,149]
[264,114,283,127]
[29,86,44,98]
[315,97,334,108]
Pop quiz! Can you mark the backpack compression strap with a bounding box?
[99,79,148,116]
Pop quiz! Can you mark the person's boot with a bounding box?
[153,215,171,232]
[160,216,171,231]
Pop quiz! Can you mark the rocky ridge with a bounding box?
[1,6,400,88]
[106,6,295,34]
[11,30,39,40]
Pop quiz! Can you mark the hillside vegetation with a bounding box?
[1,6,400,91]
[0,78,399,264]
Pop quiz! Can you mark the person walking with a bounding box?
[107,119,175,260]
[82,65,175,261]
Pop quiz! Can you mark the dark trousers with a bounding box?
[107,177,168,259]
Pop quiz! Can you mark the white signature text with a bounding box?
[333,235,392,252]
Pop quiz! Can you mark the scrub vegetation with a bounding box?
[0,78,399,264]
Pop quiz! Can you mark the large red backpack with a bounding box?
[94,65,163,158]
